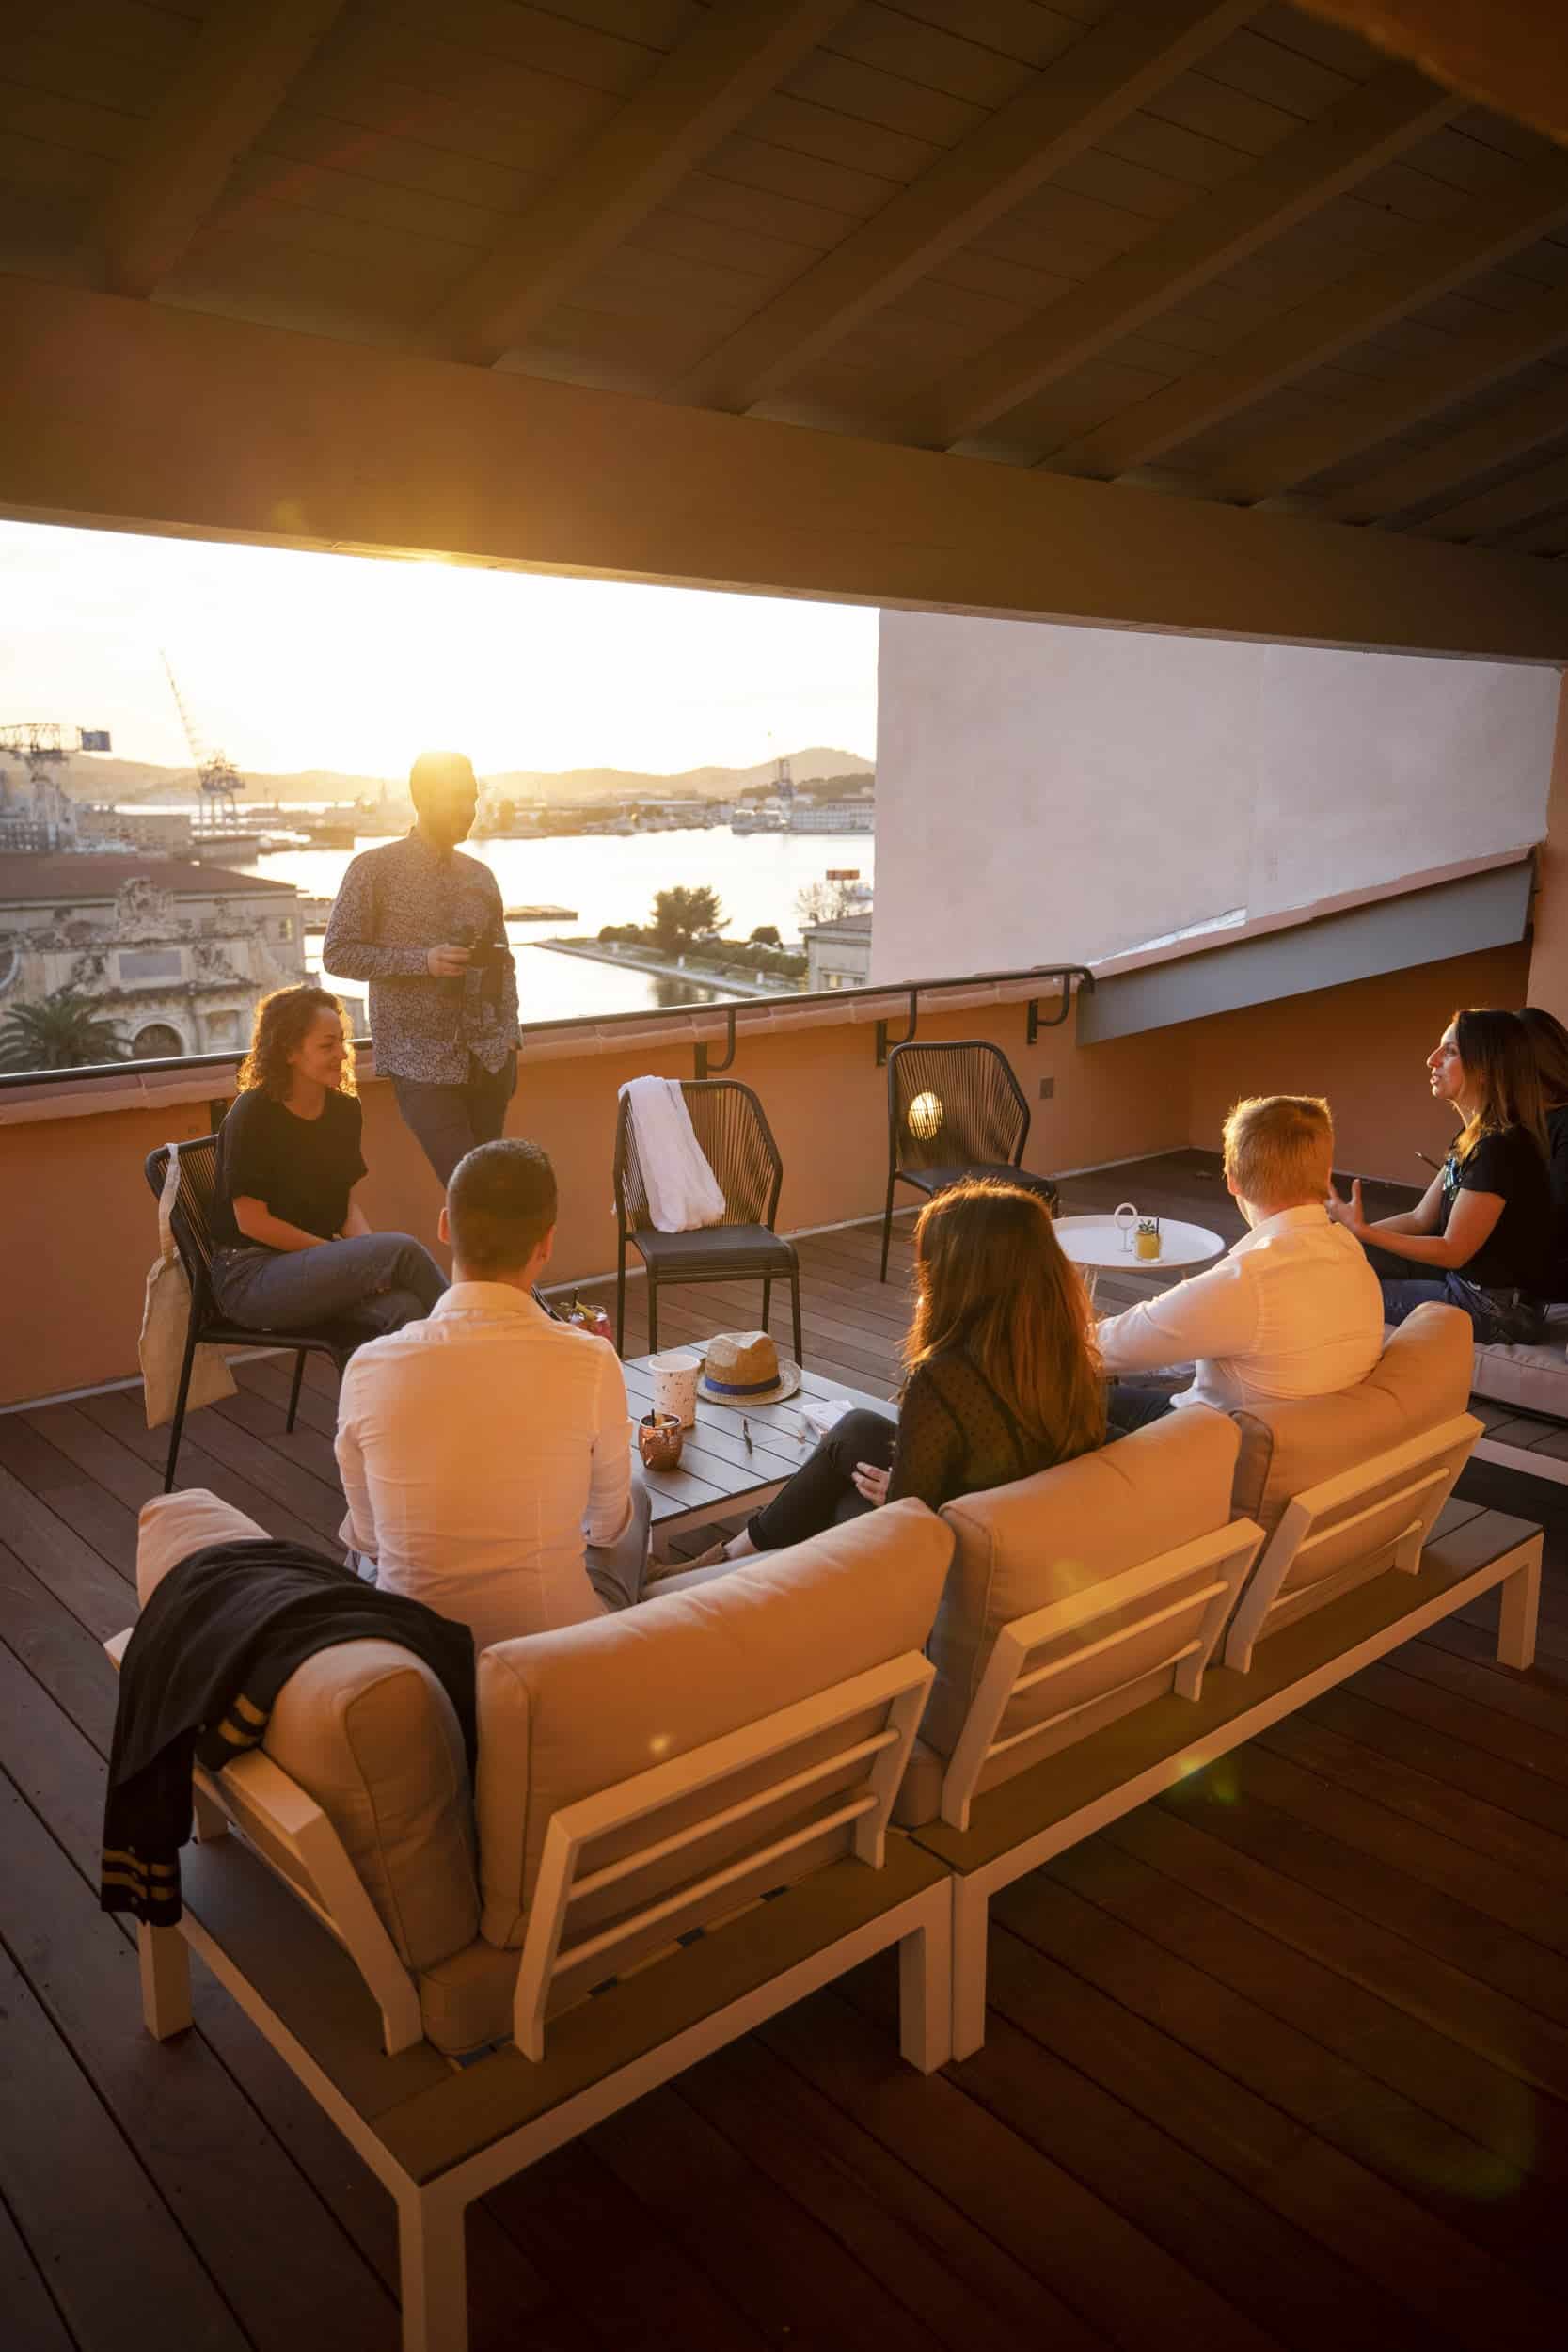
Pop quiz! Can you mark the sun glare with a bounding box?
[0,522,879,783]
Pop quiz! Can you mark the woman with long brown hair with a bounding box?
[691,1179,1105,1565]
[210,984,446,1343]
[1326,1006,1554,1339]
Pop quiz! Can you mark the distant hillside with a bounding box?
[59,747,873,806]
[487,748,872,803]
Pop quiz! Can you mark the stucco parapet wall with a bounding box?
[0,974,1070,1124]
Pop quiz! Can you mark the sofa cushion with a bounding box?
[135,1491,480,1974]
[136,1487,269,1604]
[1468,1303,1568,1418]
[474,1498,953,1973]
[920,1409,1241,1809]
[1230,1303,1472,1536]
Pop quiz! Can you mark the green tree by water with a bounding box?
[0,991,130,1073]
[650,885,724,954]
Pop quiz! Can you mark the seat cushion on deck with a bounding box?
[910,1411,1240,1822]
[1469,1304,1568,1417]
[1230,1303,1472,1535]
[135,1491,480,1975]
[629,1223,796,1276]
[474,1499,953,1956]
[897,1165,1058,1202]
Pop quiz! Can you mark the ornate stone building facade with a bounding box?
[0,857,306,1058]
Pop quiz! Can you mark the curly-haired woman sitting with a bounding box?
[209,985,446,1346]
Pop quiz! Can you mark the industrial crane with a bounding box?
[162,654,245,832]
[0,721,111,768]
[0,722,112,850]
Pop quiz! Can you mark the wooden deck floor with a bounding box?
[6,1152,1568,2352]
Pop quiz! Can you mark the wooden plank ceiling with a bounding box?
[5,0,1567,558]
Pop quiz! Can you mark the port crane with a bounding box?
[0,722,112,849]
[0,721,112,771]
[162,654,246,832]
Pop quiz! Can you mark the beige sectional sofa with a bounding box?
[115,1298,1543,2348]
[900,1301,1541,2058]
[134,1486,957,2060]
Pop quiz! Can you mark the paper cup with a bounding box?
[651,1348,702,1428]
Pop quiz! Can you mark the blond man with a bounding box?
[1100,1096,1384,1432]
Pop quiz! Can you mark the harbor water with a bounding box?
[248,826,875,1022]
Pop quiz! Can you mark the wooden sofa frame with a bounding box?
[104,1642,951,2352]
[912,1418,1541,2061]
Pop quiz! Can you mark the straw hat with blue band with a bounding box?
[698,1331,801,1406]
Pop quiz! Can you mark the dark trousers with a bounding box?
[391,1051,517,1187]
[748,1407,896,1549]
[1380,1271,1541,1344]
[1106,1375,1184,1437]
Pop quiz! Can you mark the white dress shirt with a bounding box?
[1097,1203,1385,1416]
[336,1283,632,1651]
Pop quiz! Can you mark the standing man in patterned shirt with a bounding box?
[324,750,520,1186]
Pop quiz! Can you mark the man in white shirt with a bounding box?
[1099,1095,1384,1431]
[336,1139,649,1651]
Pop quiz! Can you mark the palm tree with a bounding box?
[0,991,130,1073]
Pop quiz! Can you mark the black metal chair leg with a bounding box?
[165,1317,200,1491]
[760,1277,772,1333]
[616,1235,627,1356]
[647,1279,657,1357]
[879,1172,897,1281]
[286,1350,307,1433]
[791,1268,802,1366]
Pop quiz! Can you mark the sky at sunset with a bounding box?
[0,521,879,782]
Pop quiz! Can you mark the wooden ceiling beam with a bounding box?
[1046,157,1568,480]
[3,273,1567,663]
[1324,373,1568,523]
[1418,446,1568,540]
[906,63,1458,450]
[673,0,1252,414]
[1508,508,1568,558]
[98,0,350,298]
[427,0,848,369]
[1210,277,1568,501]
[1298,2,1568,151]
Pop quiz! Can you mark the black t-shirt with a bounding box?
[211,1088,368,1248]
[1438,1124,1555,1291]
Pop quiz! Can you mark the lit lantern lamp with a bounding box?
[907,1089,943,1142]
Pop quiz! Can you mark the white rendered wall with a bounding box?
[871,613,1562,983]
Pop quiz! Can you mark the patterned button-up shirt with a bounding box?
[322,831,519,1083]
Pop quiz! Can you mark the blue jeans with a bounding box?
[212,1232,446,1342]
[1380,1272,1538,1345]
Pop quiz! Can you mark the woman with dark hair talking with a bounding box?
[1326,1007,1553,1341]
[691,1178,1105,1566]
[209,985,447,1341]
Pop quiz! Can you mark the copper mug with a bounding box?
[637,1410,684,1471]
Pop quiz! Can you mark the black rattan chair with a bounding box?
[614,1080,801,1360]
[145,1138,371,1492]
[880,1041,1060,1279]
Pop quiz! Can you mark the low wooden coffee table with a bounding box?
[621,1353,894,1555]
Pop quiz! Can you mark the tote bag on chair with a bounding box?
[140,1143,237,1428]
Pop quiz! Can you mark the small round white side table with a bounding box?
[1053,1215,1226,1271]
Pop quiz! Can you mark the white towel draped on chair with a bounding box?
[620,1077,727,1232]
